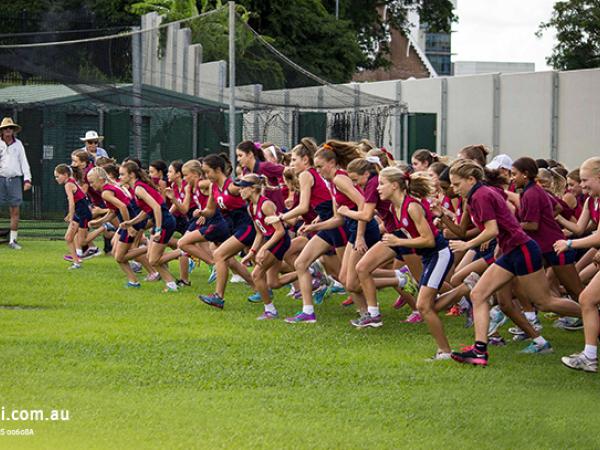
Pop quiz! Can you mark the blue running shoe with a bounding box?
[188,258,197,274]
[257,311,279,320]
[313,285,330,305]
[487,305,508,336]
[330,283,346,295]
[247,289,273,303]
[207,266,217,284]
[521,341,554,354]
[198,293,224,309]
[126,281,141,288]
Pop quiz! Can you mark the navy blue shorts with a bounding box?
[73,201,92,228]
[266,233,291,261]
[495,240,543,276]
[347,218,381,249]
[195,218,231,244]
[118,228,135,244]
[153,213,176,244]
[474,239,497,264]
[390,230,416,260]
[234,224,256,247]
[174,215,189,235]
[420,246,454,290]
[543,248,577,267]
[317,225,349,248]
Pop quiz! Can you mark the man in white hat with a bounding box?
[79,130,109,161]
[0,117,32,250]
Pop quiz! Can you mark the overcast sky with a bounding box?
[452,0,558,71]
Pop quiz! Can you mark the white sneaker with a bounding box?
[8,241,22,250]
[427,350,452,361]
[463,272,480,290]
[230,273,245,283]
[561,351,598,373]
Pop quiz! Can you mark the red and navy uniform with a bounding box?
[588,196,600,225]
[212,178,255,247]
[102,184,145,243]
[243,161,286,213]
[134,180,176,244]
[390,195,453,290]
[248,195,290,261]
[468,182,542,276]
[83,163,106,208]
[332,170,380,248]
[519,181,575,266]
[573,193,587,219]
[306,168,347,248]
[171,180,191,234]
[364,173,395,232]
[68,177,92,228]
[187,181,228,243]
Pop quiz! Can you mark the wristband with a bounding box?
[155,226,162,233]
[566,239,573,249]
[250,248,257,254]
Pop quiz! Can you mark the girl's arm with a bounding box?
[555,220,600,253]
[102,190,130,222]
[269,171,313,223]
[258,201,285,252]
[170,183,192,215]
[64,183,76,221]
[197,184,217,218]
[557,198,591,235]
[450,219,499,253]
[383,203,435,249]
[135,187,163,229]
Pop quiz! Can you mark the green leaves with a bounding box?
[537,0,600,70]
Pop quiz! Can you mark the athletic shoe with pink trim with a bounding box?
[341,296,354,307]
[285,312,317,323]
[451,345,488,366]
[257,311,279,320]
[404,311,423,323]
[393,295,407,310]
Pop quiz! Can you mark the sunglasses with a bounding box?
[86,141,99,145]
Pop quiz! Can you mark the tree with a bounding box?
[537,0,600,70]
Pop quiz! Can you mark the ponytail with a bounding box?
[122,160,156,188]
[379,166,434,199]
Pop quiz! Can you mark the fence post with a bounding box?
[492,73,501,156]
[440,78,448,155]
[132,26,143,160]
[395,80,402,160]
[551,71,559,161]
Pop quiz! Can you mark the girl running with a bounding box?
[448,160,581,366]
[54,164,93,270]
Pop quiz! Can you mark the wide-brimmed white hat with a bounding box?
[80,130,104,142]
[486,154,513,171]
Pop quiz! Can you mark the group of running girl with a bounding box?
[53,139,600,371]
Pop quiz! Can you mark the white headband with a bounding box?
[266,145,278,159]
[366,156,382,166]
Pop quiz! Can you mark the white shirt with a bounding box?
[0,138,32,182]
[79,146,109,161]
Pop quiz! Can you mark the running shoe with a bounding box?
[426,350,452,361]
[68,263,82,270]
[64,254,74,262]
[103,222,117,232]
[509,316,542,335]
[561,352,598,373]
[285,311,317,323]
[257,311,279,321]
[144,272,161,282]
[341,296,354,307]
[188,258,197,274]
[311,277,323,291]
[350,313,383,328]
[520,341,554,354]
[404,311,423,323]
[130,261,143,273]
[463,300,474,328]
[126,281,141,288]
[247,289,273,303]
[8,241,22,250]
[489,335,507,346]
[82,247,101,259]
[397,267,419,297]
[451,345,488,366]
[313,285,330,305]
[393,295,407,310]
[207,266,217,284]
[198,293,224,309]
[488,305,508,336]
[163,285,179,293]
[562,318,584,331]
[230,273,245,283]
[176,279,191,287]
[446,304,461,316]
[330,282,346,295]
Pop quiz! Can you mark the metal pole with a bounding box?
[132,26,143,161]
[335,0,339,19]
[228,1,236,172]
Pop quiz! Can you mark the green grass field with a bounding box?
[0,240,599,449]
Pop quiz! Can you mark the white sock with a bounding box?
[265,303,277,313]
[524,311,537,322]
[9,230,17,243]
[166,281,177,290]
[368,306,380,317]
[458,297,470,309]
[533,336,547,346]
[76,248,83,257]
[303,305,314,315]
[395,270,407,288]
[584,345,597,360]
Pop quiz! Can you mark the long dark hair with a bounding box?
[122,161,156,188]
[237,140,265,162]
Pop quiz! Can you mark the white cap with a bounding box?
[486,154,513,171]
[79,130,104,142]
